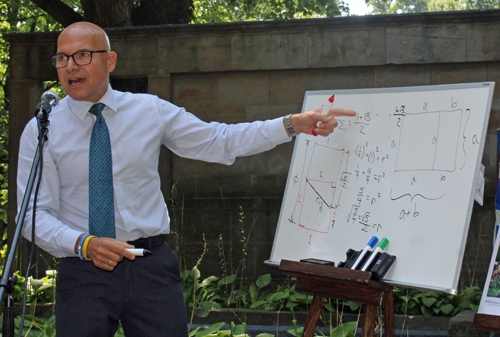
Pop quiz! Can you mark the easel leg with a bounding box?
[384,288,395,337]
[362,304,376,337]
[302,295,325,337]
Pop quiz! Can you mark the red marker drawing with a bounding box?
[313,94,335,136]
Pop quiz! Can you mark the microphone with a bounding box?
[35,90,59,118]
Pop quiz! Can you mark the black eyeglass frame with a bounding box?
[50,50,110,69]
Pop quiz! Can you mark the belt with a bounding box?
[127,235,165,250]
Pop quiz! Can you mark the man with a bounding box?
[17,22,356,336]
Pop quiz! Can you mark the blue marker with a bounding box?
[361,238,389,271]
[351,236,378,270]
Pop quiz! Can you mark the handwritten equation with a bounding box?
[288,97,475,238]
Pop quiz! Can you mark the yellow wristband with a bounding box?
[82,235,96,261]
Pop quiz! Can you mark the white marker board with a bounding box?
[269,82,495,294]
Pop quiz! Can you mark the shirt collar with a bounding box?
[68,84,118,121]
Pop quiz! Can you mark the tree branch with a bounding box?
[31,0,84,27]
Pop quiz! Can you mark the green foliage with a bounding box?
[13,314,56,337]
[189,321,275,336]
[0,313,128,337]
[191,0,349,23]
[183,265,483,319]
[287,321,356,337]
[7,269,57,311]
[393,286,482,318]
[365,0,500,14]
[182,267,317,314]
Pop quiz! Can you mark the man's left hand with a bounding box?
[289,108,356,137]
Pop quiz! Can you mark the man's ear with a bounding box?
[107,51,117,72]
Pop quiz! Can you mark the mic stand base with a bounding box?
[3,294,14,337]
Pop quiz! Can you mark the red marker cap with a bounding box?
[328,95,335,103]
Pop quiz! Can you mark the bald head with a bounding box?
[58,22,111,51]
[56,21,117,102]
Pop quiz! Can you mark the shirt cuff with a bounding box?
[266,117,293,144]
[61,229,85,257]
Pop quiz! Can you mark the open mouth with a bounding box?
[69,78,85,85]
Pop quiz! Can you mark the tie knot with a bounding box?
[89,103,105,117]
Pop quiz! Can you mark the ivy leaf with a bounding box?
[249,283,258,300]
[286,326,304,337]
[195,322,226,337]
[459,297,471,309]
[269,291,286,302]
[440,304,454,315]
[422,297,437,307]
[249,300,268,309]
[217,274,236,288]
[421,305,434,318]
[331,321,357,337]
[256,274,271,289]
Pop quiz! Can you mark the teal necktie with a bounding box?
[88,103,116,238]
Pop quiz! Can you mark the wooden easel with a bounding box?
[280,260,395,337]
[474,313,500,333]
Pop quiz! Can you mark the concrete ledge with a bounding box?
[448,310,490,337]
[190,309,451,333]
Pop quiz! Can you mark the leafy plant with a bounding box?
[184,265,482,320]
[189,321,275,337]
[393,286,481,318]
[0,314,126,337]
[2,314,57,337]
[287,321,357,337]
[183,268,315,314]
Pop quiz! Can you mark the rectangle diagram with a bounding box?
[395,109,462,172]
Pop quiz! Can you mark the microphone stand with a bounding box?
[0,101,51,336]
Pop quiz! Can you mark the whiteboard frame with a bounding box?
[268,82,495,294]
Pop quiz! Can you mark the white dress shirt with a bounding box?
[17,86,291,258]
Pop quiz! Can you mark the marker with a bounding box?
[350,236,378,270]
[361,238,389,271]
[126,248,152,257]
[313,94,335,136]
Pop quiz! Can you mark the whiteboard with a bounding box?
[269,82,495,294]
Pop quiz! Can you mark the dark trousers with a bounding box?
[55,243,188,337]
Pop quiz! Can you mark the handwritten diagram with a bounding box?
[290,143,343,233]
[395,109,464,172]
[270,83,494,293]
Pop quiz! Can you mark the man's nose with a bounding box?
[66,56,79,71]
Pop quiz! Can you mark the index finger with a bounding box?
[328,108,357,117]
[113,242,136,260]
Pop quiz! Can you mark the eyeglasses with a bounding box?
[50,50,110,69]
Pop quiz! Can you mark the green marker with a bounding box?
[361,238,389,271]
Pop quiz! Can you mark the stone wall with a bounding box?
[6,10,500,288]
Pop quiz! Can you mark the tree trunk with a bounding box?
[81,0,134,27]
[132,0,193,25]
[30,0,83,27]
